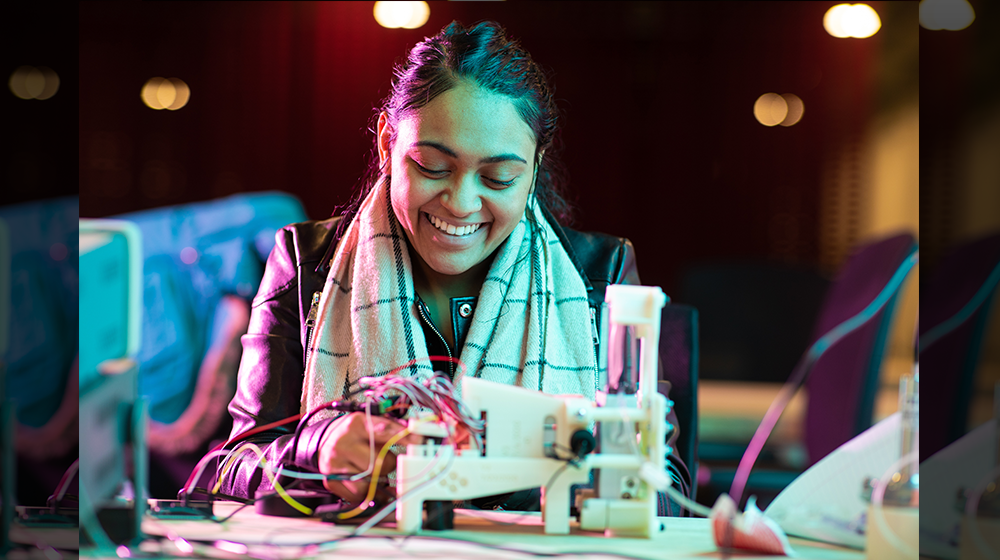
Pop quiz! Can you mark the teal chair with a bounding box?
[112,192,308,496]
[0,197,79,507]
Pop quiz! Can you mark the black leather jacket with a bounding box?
[220,209,667,507]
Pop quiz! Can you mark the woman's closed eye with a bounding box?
[414,159,518,188]
[413,160,448,176]
[484,175,516,188]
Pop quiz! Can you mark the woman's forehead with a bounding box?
[397,83,536,160]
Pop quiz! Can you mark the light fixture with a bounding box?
[824,4,881,39]
[373,1,430,29]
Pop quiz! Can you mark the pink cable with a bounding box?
[728,379,800,506]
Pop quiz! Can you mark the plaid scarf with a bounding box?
[301,179,596,421]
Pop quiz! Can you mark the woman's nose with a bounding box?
[440,176,482,217]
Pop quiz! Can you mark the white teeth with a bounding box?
[428,213,481,236]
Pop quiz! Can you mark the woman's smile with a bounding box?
[422,211,489,248]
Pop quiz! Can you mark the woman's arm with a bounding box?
[218,225,337,498]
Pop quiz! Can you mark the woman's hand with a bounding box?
[317,412,423,504]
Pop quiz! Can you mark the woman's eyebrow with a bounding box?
[413,141,527,164]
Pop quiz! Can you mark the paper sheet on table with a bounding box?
[918,419,995,560]
[764,412,901,550]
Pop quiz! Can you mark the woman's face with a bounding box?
[379,81,537,277]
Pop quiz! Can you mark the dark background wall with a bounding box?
[2,4,77,206]
[78,1,915,300]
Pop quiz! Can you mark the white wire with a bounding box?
[348,401,377,482]
[337,413,462,539]
[360,372,484,439]
[394,435,450,485]
[613,399,711,518]
[274,467,335,480]
[186,448,240,496]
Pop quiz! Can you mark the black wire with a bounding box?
[212,479,304,524]
[188,487,252,504]
[289,386,370,462]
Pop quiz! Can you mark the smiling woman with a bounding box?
[218,20,674,514]
[384,82,539,346]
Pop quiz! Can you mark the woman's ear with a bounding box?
[377,111,392,169]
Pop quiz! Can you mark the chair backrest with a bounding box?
[804,232,916,466]
[658,303,699,497]
[919,232,1000,461]
[677,262,830,383]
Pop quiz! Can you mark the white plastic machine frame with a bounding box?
[396,285,670,537]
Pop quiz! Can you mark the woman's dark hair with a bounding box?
[335,20,571,236]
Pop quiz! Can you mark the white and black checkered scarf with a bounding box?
[301,178,596,421]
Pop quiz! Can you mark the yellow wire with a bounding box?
[338,426,415,520]
[211,448,243,494]
[212,442,313,517]
[213,418,432,520]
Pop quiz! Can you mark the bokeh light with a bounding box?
[8,66,60,100]
[141,77,191,110]
[919,0,975,30]
[754,93,805,128]
[180,247,198,265]
[754,93,788,127]
[373,1,430,29]
[824,4,881,38]
[779,94,804,127]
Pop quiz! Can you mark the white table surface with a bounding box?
[139,501,866,560]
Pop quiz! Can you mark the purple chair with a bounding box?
[918,232,1000,462]
[694,233,916,509]
[804,232,917,466]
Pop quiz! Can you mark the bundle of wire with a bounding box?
[180,356,484,525]
[357,367,486,449]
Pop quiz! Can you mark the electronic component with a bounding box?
[148,499,214,519]
[396,285,672,537]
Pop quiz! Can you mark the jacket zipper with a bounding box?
[304,291,322,367]
[415,297,454,378]
[590,306,600,396]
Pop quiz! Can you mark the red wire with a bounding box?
[388,355,465,377]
